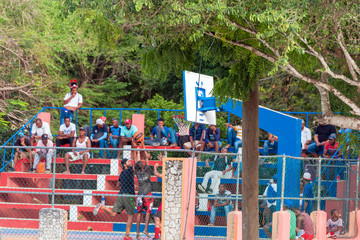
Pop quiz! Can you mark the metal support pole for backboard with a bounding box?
[281,154,286,211]
[317,158,321,211]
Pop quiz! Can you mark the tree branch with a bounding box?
[337,29,360,79]
[0,79,36,92]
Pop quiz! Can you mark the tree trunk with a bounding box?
[242,82,259,239]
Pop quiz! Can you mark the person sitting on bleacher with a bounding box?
[183,122,206,156]
[63,127,90,174]
[198,148,232,194]
[60,79,83,125]
[200,125,220,153]
[261,174,277,225]
[55,117,76,148]
[225,122,242,153]
[208,184,233,226]
[90,118,108,158]
[144,118,178,147]
[31,134,54,173]
[30,118,53,146]
[323,135,341,158]
[104,118,122,158]
[262,133,278,156]
[307,122,336,158]
[119,119,138,156]
[10,132,34,172]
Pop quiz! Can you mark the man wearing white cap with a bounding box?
[90,118,108,158]
[302,172,314,214]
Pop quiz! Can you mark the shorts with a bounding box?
[113,195,135,215]
[136,193,154,214]
[183,140,202,149]
[17,150,34,159]
[68,152,90,161]
[302,233,314,240]
[307,143,324,155]
[154,202,162,219]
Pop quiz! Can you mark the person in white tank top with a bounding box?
[63,127,90,174]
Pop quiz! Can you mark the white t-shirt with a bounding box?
[263,183,277,208]
[59,123,77,137]
[326,218,343,236]
[64,93,83,108]
[301,127,312,149]
[31,122,53,140]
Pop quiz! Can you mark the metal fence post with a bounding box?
[235,153,241,210]
[317,157,321,211]
[51,148,57,208]
[356,160,359,210]
[281,154,286,211]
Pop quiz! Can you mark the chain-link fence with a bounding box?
[0,144,359,239]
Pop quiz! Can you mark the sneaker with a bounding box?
[152,142,160,147]
[45,169,51,174]
[152,238,160,240]
[29,169,35,173]
[8,166,15,172]
[93,203,102,216]
[207,189,213,194]
[198,184,206,193]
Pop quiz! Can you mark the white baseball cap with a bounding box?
[96,119,104,125]
[303,172,311,181]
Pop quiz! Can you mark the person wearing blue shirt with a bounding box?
[104,118,122,158]
[200,125,221,153]
[302,172,314,214]
[118,119,138,157]
[90,118,108,158]
[183,123,206,156]
[144,118,178,147]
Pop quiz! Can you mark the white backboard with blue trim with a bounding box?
[183,71,216,125]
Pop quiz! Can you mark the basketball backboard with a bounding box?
[183,71,216,125]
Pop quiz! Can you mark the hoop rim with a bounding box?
[173,114,185,119]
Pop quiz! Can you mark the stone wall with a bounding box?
[163,160,183,240]
[39,208,68,240]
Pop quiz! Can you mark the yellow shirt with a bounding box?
[234,125,242,140]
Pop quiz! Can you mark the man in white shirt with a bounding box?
[301,120,312,150]
[55,117,76,148]
[31,118,53,146]
[60,79,83,125]
[31,134,54,173]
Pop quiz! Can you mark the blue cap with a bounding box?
[284,199,292,209]
[18,132,24,138]
[272,174,278,182]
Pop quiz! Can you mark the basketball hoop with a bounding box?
[173,114,191,136]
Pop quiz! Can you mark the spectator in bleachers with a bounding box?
[30,118,53,146]
[135,155,152,239]
[323,135,341,158]
[198,148,232,194]
[55,117,76,148]
[31,134,54,173]
[104,118,122,158]
[63,127,90,174]
[10,133,33,172]
[308,122,336,158]
[301,119,312,152]
[90,118,108,158]
[144,118,178,147]
[183,123,206,156]
[326,209,343,238]
[291,206,314,240]
[262,133,278,156]
[93,158,135,240]
[207,184,232,226]
[263,199,296,239]
[225,122,242,153]
[200,125,220,153]
[119,119,138,156]
[60,79,83,125]
[261,174,277,224]
[302,172,313,214]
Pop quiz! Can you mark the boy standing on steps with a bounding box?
[93,158,135,240]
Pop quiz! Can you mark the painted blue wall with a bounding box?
[221,99,302,207]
